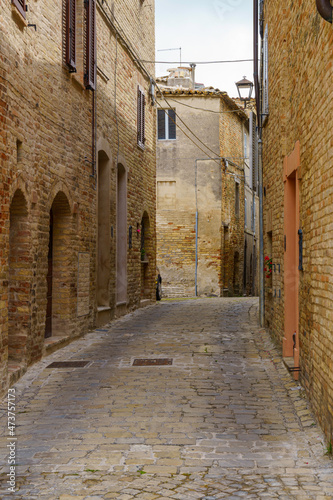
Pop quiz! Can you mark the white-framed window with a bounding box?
[158,109,176,140]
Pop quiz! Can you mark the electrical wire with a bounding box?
[155,100,222,167]
[97,0,246,164]
[164,97,248,114]
[137,59,253,65]
[157,89,221,159]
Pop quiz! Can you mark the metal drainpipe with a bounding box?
[316,0,333,23]
[258,138,264,327]
[254,0,265,325]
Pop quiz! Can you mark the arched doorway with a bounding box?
[117,164,127,303]
[45,192,72,338]
[140,211,153,299]
[97,150,110,307]
[8,189,31,363]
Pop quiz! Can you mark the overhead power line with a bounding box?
[136,58,253,65]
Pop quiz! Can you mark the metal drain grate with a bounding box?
[132,358,173,366]
[46,361,89,368]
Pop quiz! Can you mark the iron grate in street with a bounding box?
[132,358,173,366]
[46,361,89,368]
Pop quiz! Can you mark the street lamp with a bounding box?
[235,76,254,108]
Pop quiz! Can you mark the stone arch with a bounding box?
[140,210,153,299]
[45,191,73,338]
[116,162,127,304]
[47,181,73,214]
[8,189,31,365]
[97,148,111,307]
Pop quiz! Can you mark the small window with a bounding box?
[158,109,176,140]
[235,181,240,218]
[85,0,96,90]
[12,0,26,19]
[66,0,76,73]
[137,86,146,149]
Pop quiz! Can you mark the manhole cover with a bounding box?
[133,358,173,366]
[46,361,89,368]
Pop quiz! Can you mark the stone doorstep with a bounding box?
[8,361,27,386]
[140,299,153,308]
[44,334,81,356]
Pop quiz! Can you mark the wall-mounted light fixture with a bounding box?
[235,76,254,109]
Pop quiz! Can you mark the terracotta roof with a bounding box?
[156,85,248,120]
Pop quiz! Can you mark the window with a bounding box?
[249,111,258,191]
[66,0,76,73]
[235,181,240,218]
[252,200,256,232]
[262,24,269,116]
[137,86,146,149]
[84,0,96,90]
[12,0,26,19]
[158,109,176,140]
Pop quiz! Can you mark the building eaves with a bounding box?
[157,86,248,120]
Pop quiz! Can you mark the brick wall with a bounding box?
[0,0,156,396]
[262,0,333,442]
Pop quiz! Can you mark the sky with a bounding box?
[155,0,253,98]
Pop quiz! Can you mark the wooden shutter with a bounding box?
[66,0,76,72]
[137,86,145,149]
[12,0,26,19]
[85,0,96,90]
[157,109,166,140]
[168,109,176,139]
[262,24,269,116]
[249,111,258,191]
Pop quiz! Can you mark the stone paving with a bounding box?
[0,298,332,499]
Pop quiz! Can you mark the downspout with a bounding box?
[316,0,333,23]
[254,0,264,326]
[253,0,260,128]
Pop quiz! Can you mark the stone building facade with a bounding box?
[0,0,156,396]
[156,68,259,297]
[258,0,333,443]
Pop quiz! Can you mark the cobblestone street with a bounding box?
[1,298,332,499]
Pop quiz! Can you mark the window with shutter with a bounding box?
[137,86,146,149]
[12,0,26,19]
[168,109,176,140]
[249,111,258,191]
[262,24,269,117]
[158,110,166,140]
[66,0,76,72]
[157,109,176,140]
[85,0,96,90]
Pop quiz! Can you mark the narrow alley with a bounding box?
[0,298,332,499]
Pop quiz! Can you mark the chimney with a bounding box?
[190,63,196,90]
